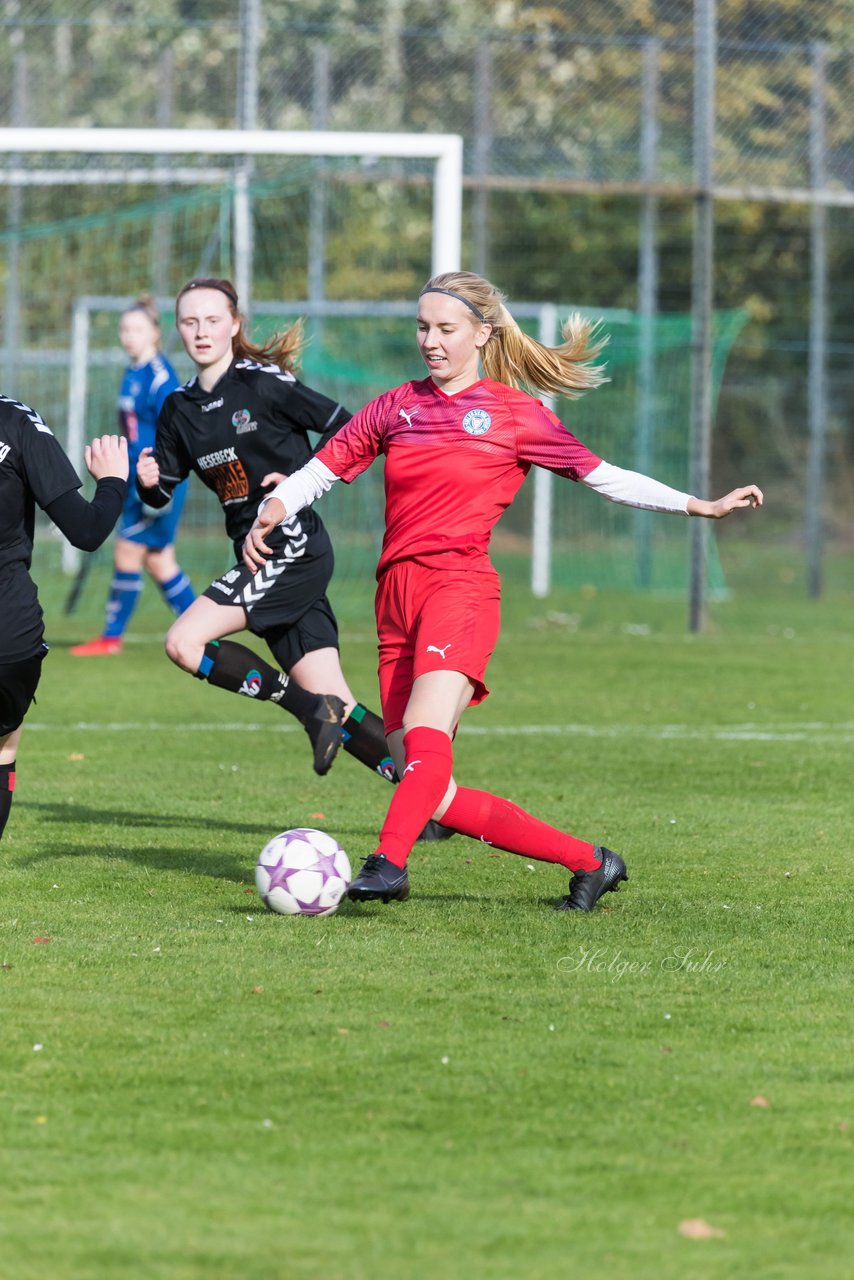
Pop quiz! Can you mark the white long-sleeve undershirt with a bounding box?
[260,456,693,526]
[262,456,339,519]
[580,461,692,514]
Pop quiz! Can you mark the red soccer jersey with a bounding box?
[316,376,601,577]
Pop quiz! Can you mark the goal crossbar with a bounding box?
[0,127,463,275]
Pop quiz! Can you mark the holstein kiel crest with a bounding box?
[462,408,491,436]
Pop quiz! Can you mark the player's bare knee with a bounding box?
[164,624,192,669]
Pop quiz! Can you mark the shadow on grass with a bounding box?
[17,799,274,837]
[13,800,270,881]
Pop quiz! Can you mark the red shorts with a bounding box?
[375,560,501,733]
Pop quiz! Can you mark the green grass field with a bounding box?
[1,546,851,1280]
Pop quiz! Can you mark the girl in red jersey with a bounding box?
[242,272,763,911]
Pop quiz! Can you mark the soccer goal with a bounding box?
[0,127,462,575]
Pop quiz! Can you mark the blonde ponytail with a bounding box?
[421,271,607,398]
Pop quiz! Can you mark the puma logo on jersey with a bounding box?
[398,406,419,428]
[426,643,452,659]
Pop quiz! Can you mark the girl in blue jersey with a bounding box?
[71,296,195,656]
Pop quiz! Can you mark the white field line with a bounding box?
[24,720,854,744]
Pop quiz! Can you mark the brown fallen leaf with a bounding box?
[310,812,326,820]
[68,753,85,762]
[678,1219,726,1239]
[750,1095,771,1108]
[32,936,51,945]
[251,985,264,994]
[337,1027,350,1035]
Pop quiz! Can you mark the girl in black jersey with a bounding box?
[136,278,404,784]
[0,408,128,841]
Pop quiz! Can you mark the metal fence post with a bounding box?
[688,0,716,633]
[634,36,661,589]
[806,41,828,599]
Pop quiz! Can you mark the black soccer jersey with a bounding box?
[0,395,82,573]
[141,360,351,557]
[0,395,82,660]
[1,395,126,661]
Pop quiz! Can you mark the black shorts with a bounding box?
[0,644,48,736]
[203,543,339,671]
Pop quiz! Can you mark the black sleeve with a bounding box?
[137,399,190,507]
[272,377,352,455]
[44,477,128,552]
[135,474,171,508]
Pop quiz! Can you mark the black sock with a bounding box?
[195,639,319,722]
[0,761,16,840]
[341,703,395,780]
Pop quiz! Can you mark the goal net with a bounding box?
[1,128,741,606]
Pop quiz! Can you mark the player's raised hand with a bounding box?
[136,446,161,489]
[242,497,286,571]
[84,434,129,482]
[688,485,764,520]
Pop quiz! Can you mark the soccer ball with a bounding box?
[255,828,351,917]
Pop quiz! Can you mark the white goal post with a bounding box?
[0,127,462,279]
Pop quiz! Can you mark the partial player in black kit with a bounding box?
[137,278,449,819]
[0,394,129,840]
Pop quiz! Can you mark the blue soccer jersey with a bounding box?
[118,353,180,465]
[117,353,189,547]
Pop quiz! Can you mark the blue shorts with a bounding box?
[118,480,189,549]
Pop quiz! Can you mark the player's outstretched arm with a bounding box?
[687,485,763,519]
[243,497,286,571]
[83,434,129,482]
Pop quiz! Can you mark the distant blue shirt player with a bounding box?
[71,295,194,656]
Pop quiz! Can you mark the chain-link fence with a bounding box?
[1,1,852,611]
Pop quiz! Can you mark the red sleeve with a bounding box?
[513,395,601,480]
[314,389,393,481]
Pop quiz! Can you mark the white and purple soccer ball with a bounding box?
[255,828,351,917]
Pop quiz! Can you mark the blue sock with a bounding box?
[104,571,143,638]
[159,571,195,616]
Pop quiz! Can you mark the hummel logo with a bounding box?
[398,406,419,428]
[426,643,452,659]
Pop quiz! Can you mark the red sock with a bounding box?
[441,786,600,872]
[377,727,454,868]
